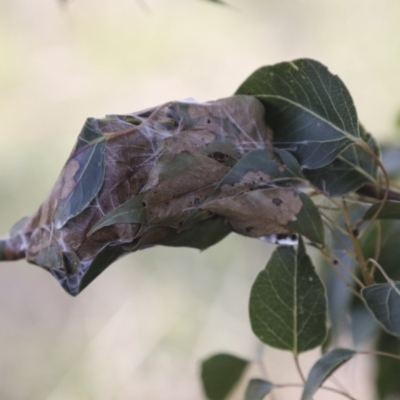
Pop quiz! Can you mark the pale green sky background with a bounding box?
[0,0,399,398]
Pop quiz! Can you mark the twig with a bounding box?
[356,183,400,202]
[317,205,341,211]
[373,221,382,270]
[341,197,373,285]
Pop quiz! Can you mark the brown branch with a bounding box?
[356,183,400,201]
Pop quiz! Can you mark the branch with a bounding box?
[356,183,400,202]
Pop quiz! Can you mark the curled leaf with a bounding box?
[301,348,356,400]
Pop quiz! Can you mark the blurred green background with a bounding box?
[1,0,399,399]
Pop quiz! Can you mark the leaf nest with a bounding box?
[0,95,307,295]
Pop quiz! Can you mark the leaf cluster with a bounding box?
[198,59,400,400]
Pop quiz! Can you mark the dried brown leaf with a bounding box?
[202,188,303,237]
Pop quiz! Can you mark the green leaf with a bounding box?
[361,282,400,336]
[75,117,106,150]
[159,216,231,250]
[54,140,106,229]
[363,200,400,220]
[236,59,360,169]
[77,245,125,295]
[227,148,303,181]
[88,195,146,235]
[287,192,324,245]
[245,379,274,400]
[304,127,378,196]
[301,348,356,400]
[249,238,327,354]
[201,353,248,400]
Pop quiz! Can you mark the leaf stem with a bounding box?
[373,224,382,273]
[341,198,373,286]
[356,139,390,238]
[272,383,357,399]
[366,258,393,283]
[317,205,341,211]
[293,354,306,383]
[359,350,400,362]
[356,183,400,202]
[313,187,365,290]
